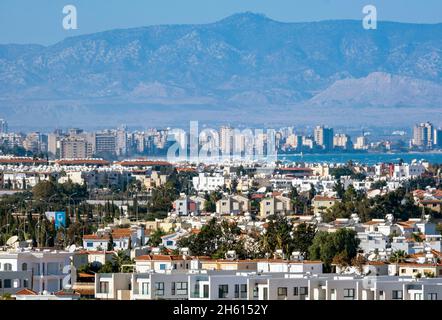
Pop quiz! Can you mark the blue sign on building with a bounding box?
[55,211,66,229]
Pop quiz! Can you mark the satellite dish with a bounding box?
[68,244,77,253]
[6,236,18,247]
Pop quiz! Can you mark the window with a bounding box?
[0,280,2,288]
[218,284,229,298]
[240,284,247,298]
[23,279,29,288]
[159,264,166,270]
[99,281,109,294]
[166,241,173,246]
[343,288,355,299]
[4,279,11,288]
[193,283,200,296]
[300,287,308,296]
[234,284,240,298]
[277,287,288,298]
[392,290,403,300]
[155,282,165,296]
[4,263,12,271]
[22,263,27,271]
[141,282,149,295]
[87,242,93,247]
[428,293,437,300]
[293,287,298,296]
[175,282,188,295]
[253,286,259,298]
[414,293,422,300]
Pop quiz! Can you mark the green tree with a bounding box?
[203,191,222,213]
[112,250,132,272]
[333,181,345,199]
[107,234,114,251]
[309,229,360,272]
[149,182,179,214]
[259,215,294,257]
[291,223,316,259]
[148,228,166,247]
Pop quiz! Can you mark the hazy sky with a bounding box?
[1,0,442,45]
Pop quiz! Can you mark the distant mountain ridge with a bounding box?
[1,12,442,129]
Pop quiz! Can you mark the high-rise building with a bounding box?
[94,131,117,156]
[47,132,64,158]
[60,137,89,159]
[412,122,434,148]
[116,126,128,156]
[0,133,24,149]
[314,126,334,150]
[286,134,303,149]
[0,119,8,134]
[333,134,353,150]
[434,128,442,149]
[354,136,368,150]
[23,132,41,154]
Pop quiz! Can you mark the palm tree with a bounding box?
[112,250,131,272]
[390,250,407,263]
[390,250,408,275]
[259,232,272,257]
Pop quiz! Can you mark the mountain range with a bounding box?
[1,12,442,130]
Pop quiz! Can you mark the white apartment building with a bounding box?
[256,260,323,274]
[94,270,442,300]
[0,248,74,294]
[192,173,225,192]
[357,232,389,254]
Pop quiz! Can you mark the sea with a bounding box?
[278,152,442,165]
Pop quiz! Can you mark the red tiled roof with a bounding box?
[117,160,172,167]
[74,288,95,296]
[363,220,382,226]
[0,158,47,164]
[54,290,80,297]
[83,235,109,240]
[399,263,442,267]
[78,273,95,278]
[135,254,185,262]
[15,288,38,295]
[56,159,110,166]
